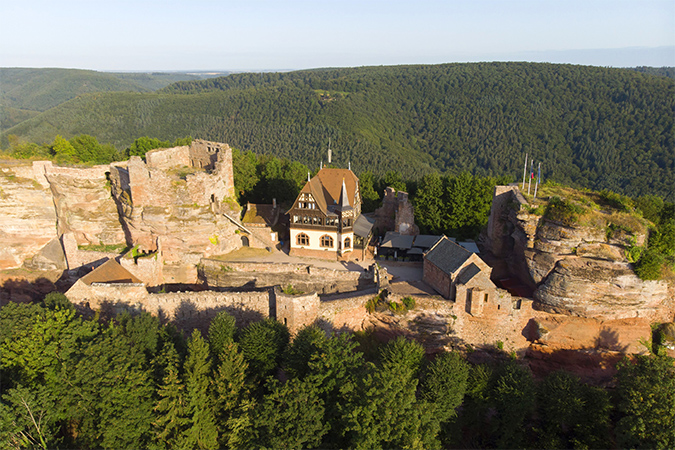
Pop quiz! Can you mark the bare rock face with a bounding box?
[486,185,671,321]
[45,165,126,246]
[0,164,58,269]
[534,257,669,320]
[108,142,240,282]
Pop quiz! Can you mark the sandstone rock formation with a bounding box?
[0,140,245,284]
[0,164,59,270]
[108,141,241,283]
[486,185,672,321]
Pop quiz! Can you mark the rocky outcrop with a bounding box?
[0,140,241,284]
[43,164,126,246]
[0,164,58,270]
[107,142,241,283]
[534,258,669,320]
[486,185,672,321]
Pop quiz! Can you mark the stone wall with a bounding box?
[318,291,373,332]
[199,259,376,294]
[275,289,321,334]
[146,146,190,169]
[423,261,451,299]
[61,233,120,272]
[374,187,419,236]
[67,280,271,330]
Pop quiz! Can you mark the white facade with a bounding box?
[290,228,353,254]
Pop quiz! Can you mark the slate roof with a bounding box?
[354,214,375,238]
[455,263,482,285]
[424,236,473,275]
[80,258,143,285]
[412,235,442,249]
[381,231,414,250]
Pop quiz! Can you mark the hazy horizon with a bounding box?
[1,0,674,72]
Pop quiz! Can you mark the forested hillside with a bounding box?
[2,296,674,449]
[2,63,674,197]
[0,68,150,112]
[0,68,217,132]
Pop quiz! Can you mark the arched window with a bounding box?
[297,233,309,246]
[320,235,334,248]
[344,237,351,248]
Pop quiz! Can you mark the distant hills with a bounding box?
[1,63,673,198]
[0,68,227,130]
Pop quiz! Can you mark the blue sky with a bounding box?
[1,0,673,71]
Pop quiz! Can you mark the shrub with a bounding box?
[401,296,416,310]
[282,285,304,295]
[598,189,634,212]
[634,249,665,280]
[365,297,379,314]
[545,196,587,226]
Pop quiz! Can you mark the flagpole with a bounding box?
[534,162,541,200]
[528,160,533,195]
[522,153,528,190]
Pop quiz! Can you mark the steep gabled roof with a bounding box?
[424,236,473,275]
[292,168,359,216]
[80,258,143,285]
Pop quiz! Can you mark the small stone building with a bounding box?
[423,236,510,315]
[65,258,147,310]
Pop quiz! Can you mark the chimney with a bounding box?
[328,148,332,164]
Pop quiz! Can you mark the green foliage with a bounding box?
[635,247,665,280]
[77,242,129,253]
[284,325,327,379]
[51,134,76,163]
[598,189,634,212]
[238,319,290,377]
[490,362,536,448]
[153,341,189,449]
[252,378,328,449]
[182,330,218,449]
[212,341,249,448]
[421,351,470,422]
[232,148,259,199]
[401,296,416,310]
[536,371,611,449]
[281,284,304,295]
[358,170,381,212]
[636,194,665,223]
[5,63,672,197]
[545,196,587,226]
[42,291,75,312]
[615,355,675,449]
[207,311,237,361]
[364,296,379,313]
[0,385,61,450]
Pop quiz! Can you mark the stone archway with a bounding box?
[241,235,249,247]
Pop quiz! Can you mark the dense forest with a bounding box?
[0,69,221,131]
[1,294,674,449]
[2,63,673,198]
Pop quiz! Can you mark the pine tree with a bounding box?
[212,341,248,448]
[153,342,189,449]
[182,330,218,449]
[207,311,236,362]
